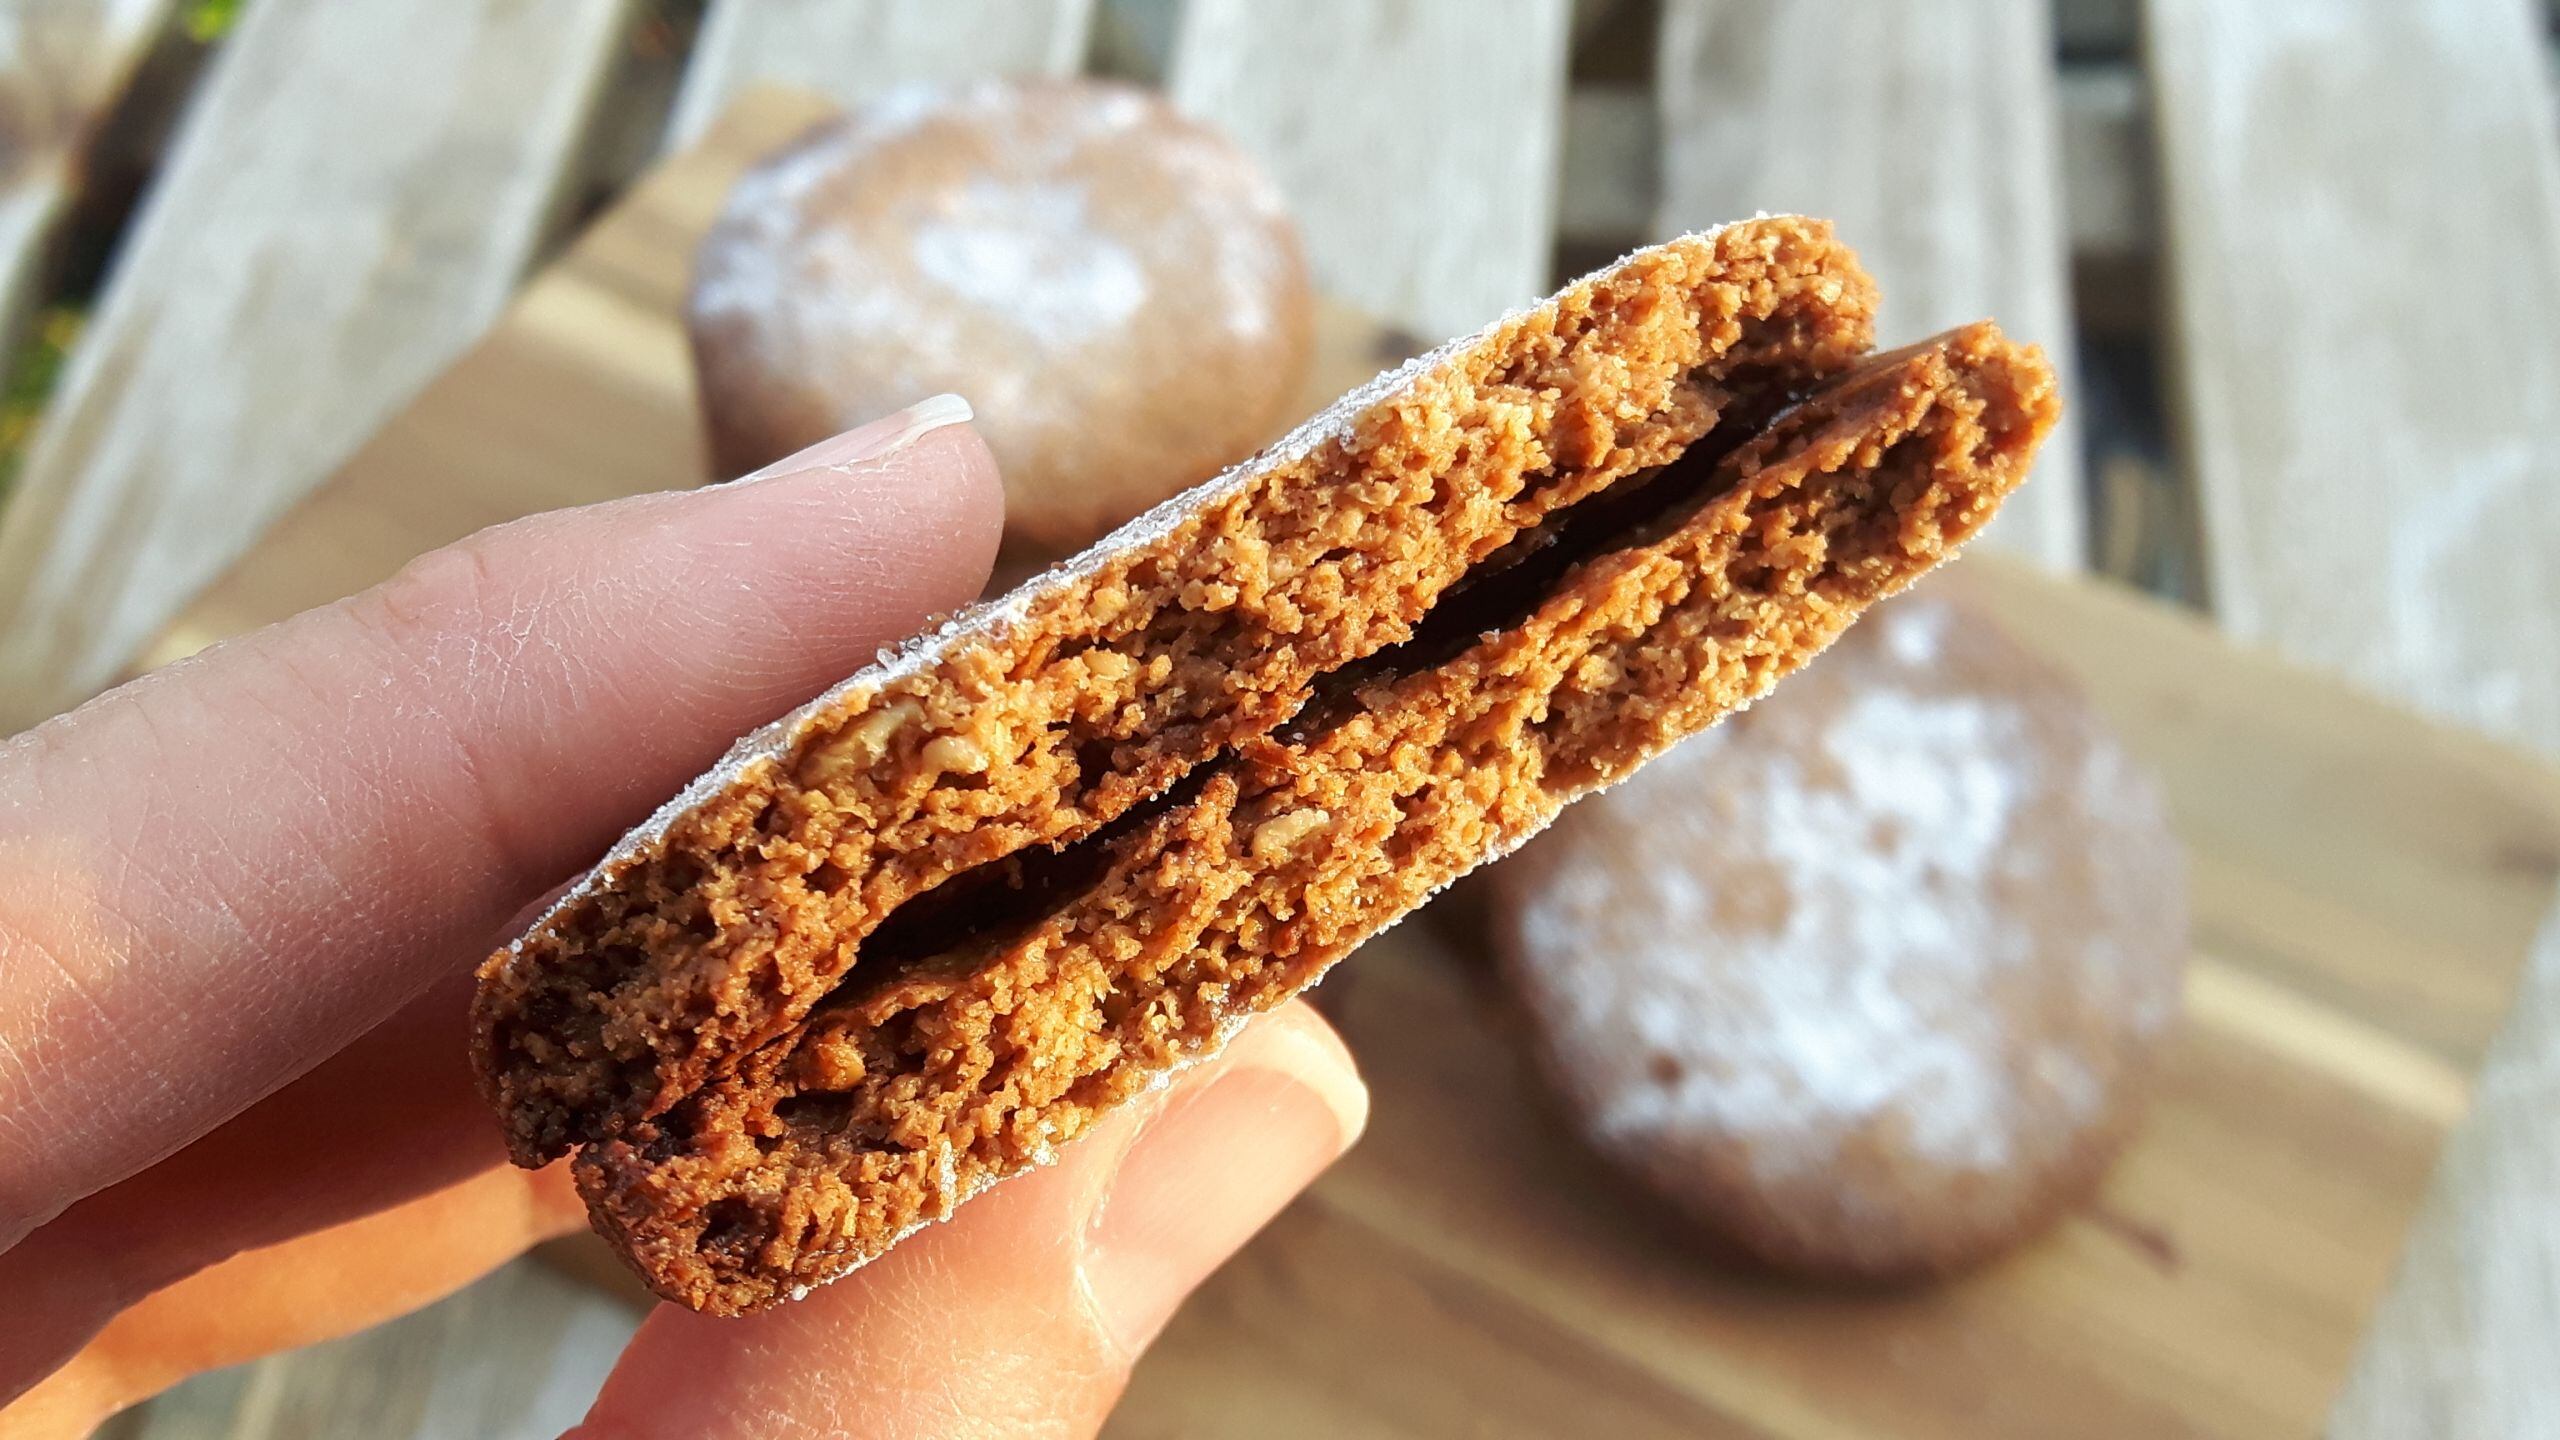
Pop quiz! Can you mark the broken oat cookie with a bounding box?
[472,218,2059,1314]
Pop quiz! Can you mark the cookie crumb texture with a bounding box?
[474,223,2061,1313]
[1496,595,2186,1281]
[480,218,1876,1169]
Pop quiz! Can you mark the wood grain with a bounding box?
[118,89,2560,1437]
[663,0,1097,150]
[1168,0,1572,339]
[0,0,634,733]
[1655,0,2087,571]
[2142,0,2560,1430]
[0,0,171,377]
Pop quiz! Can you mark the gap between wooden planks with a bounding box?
[130,87,2560,1438]
[0,0,173,380]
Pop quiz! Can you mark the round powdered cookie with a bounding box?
[1494,594,2185,1280]
[688,79,1314,549]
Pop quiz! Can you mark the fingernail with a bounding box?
[1080,1018,1368,1356]
[732,393,974,483]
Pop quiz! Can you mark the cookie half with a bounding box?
[476,218,1881,1168]
[521,315,2058,1313]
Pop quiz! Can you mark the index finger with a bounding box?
[0,402,999,1246]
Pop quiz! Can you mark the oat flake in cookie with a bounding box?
[687,77,1314,549]
[476,221,2062,1314]
[1495,594,2186,1281]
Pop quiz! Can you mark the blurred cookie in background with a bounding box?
[688,78,1313,551]
[1492,595,2187,1281]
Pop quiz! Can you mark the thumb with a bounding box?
[565,1001,1368,1440]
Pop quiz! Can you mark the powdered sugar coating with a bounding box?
[687,78,1316,546]
[907,179,1148,344]
[1500,595,2187,1274]
[1529,685,2036,1180]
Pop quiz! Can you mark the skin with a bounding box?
[0,408,1369,1439]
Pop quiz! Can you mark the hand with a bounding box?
[0,404,1370,1439]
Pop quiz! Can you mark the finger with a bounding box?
[0,399,1001,1246]
[0,970,499,1395]
[568,1002,1368,1440]
[2,1164,586,1438]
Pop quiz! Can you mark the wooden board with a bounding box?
[0,0,636,733]
[130,87,2560,1438]
[1654,0,2086,572]
[2141,3,2560,1430]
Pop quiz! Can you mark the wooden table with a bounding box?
[3,2,2556,1434]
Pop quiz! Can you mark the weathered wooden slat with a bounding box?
[0,0,634,733]
[1654,0,2088,571]
[1169,0,1573,340]
[0,0,172,380]
[2148,0,2560,752]
[2141,0,2560,1430]
[664,0,1098,150]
